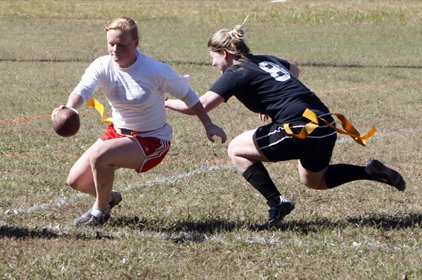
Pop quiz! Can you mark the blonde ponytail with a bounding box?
[208,16,251,57]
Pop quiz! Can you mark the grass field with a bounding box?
[1,1,421,279]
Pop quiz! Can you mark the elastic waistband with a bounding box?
[285,122,336,137]
[117,128,140,136]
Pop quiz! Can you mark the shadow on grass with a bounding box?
[0,225,114,240]
[278,212,422,234]
[2,213,419,241]
[112,212,422,241]
[112,216,246,233]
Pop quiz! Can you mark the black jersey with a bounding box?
[209,54,331,125]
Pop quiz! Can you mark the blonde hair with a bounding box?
[208,16,250,57]
[105,17,139,41]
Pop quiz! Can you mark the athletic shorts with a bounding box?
[255,120,337,172]
[100,124,170,173]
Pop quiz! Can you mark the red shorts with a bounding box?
[100,124,170,173]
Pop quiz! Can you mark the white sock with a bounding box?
[91,205,105,218]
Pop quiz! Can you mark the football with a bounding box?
[52,107,80,137]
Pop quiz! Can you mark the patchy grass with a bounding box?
[1,0,421,279]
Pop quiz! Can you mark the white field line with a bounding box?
[1,126,420,216]
[1,164,233,217]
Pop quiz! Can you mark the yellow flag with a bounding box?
[86,98,113,124]
[283,108,319,139]
[320,113,376,146]
[284,108,376,146]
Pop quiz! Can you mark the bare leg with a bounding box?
[228,129,281,199]
[68,137,145,208]
[228,129,294,228]
[297,160,328,190]
[227,129,268,172]
[67,140,101,196]
[89,136,145,210]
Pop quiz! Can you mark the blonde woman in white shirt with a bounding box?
[52,17,226,227]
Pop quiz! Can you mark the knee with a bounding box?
[227,142,242,166]
[66,160,92,191]
[227,139,240,161]
[298,163,328,190]
[299,175,327,190]
[89,145,109,169]
[227,141,235,160]
[66,173,80,190]
[303,181,325,190]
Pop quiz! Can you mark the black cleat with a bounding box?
[365,160,406,191]
[257,196,295,230]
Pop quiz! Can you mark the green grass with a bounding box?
[1,0,422,279]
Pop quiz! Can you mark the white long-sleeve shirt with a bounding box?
[72,51,199,140]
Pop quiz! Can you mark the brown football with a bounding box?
[52,107,80,137]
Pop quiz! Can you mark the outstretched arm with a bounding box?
[189,101,227,143]
[166,90,227,143]
[65,93,85,110]
[165,91,225,115]
[51,93,84,120]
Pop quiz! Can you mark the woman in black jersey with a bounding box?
[165,22,405,229]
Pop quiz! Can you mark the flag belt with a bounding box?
[282,108,376,146]
[87,98,376,146]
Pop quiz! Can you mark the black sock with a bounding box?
[325,164,372,189]
[242,162,281,200]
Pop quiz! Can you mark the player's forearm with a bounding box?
[165,99,195,115]
[66,93,84,110]
[189,101,214,127]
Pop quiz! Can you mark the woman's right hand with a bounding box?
[51,105,79,120]
[51,105,66,120]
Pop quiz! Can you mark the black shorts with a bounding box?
[255,121,337,172]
